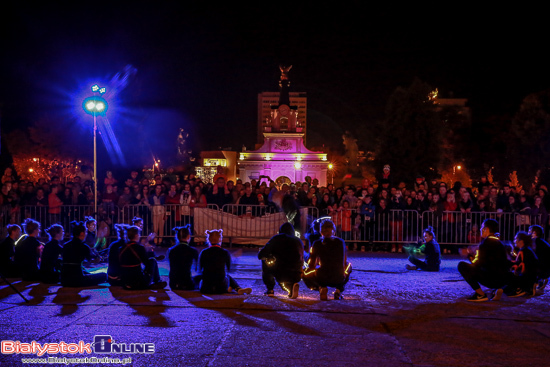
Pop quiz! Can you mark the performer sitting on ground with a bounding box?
[168,225,199,290]
[258,222,304,298]
[40,224,64,284]
[119,225,167,290]
[197,229,252,295]
[457,218,515,302]
[405,226,441,271]
[106,224,128,286]
[506,231,538,297]
[61,221,107,287]
[14,218,43,281]
[132,217,165,261]
[528,225,550,291]
[303,219,351,300]
[0,224,22,277]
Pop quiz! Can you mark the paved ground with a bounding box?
[0,246,548,367]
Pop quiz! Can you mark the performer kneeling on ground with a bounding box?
[457,219,515,302]
[61,221,107,287]
[119,225,167,290]
[303,219,351,300]
[168,225,199,290]
[198,229,252,295]
[258,222,304,298]
[106,224,128,286]
[406,226,441,271]
[40,224,64,284]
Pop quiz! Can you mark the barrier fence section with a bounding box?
[0,204,544,246]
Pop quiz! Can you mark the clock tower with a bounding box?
[239,66,329,186]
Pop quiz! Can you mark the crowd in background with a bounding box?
[1,164,550,250]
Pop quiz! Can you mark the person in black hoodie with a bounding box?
[197,229,251,295]
[61,221,106,287]
[168,225,199,290]
[106,224,128,286]
[457,219,514,302]
[40,224,64,284]
[258,222,304,298]
[528,225,550,290]
[406,226,441,272]
[14,218,43,281]
[0,224,22,277]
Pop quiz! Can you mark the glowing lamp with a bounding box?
[83,96,108,115]
[294,162,302,169]
[328,163,334,169]
[457,165,462,170]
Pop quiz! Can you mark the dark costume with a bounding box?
[534,237,550,280]
[61,238,106,287]
[409,239,441,271]
[458,235,512,291]
[118,241,161,289]
[198,245,240,294]
[507,246,538,293]
[258,233,304,293]
[303,236,351,292]
[14,235,41,281]
[106,238,125,286]
[40,239,63,283]
[0,236,18,277]
[168,241,199,290]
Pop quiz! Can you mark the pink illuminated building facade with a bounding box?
[238,66,329,186]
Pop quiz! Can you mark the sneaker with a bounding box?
[466,292,488,302]
[538,278,548,291]
[264,289,275,297]
[508,288,526,298]
[150,281,167,290]
[491,288,504,301]
[237,287,252,295]
[320,287,328,301]
[334,289,343,300]
[289,283,299,299]
[405,264,417,271]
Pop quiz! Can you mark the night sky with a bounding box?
[1,3,549,168]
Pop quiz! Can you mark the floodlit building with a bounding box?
[239,66,329,186]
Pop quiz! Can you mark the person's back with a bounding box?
[40,239,62,283]
[119,240,148,287]
[14,235,41,280]
[61,238,90,285]
[168,242,198,289]
[260,233,303,273]
[107,238,125,283]
[0,236,16,273]
[475,236,509,275]
[534,237,550,275]
[311,236,346,279]
[199,246,230,284]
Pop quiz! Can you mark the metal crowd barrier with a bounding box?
[1,205,545,246]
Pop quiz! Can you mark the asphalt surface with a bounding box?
[0,246,548,367]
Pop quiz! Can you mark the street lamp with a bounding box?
[328,163,334,184]
[82,85,108,217]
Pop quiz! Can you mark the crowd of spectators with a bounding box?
[2,165,550,249]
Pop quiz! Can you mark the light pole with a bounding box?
[82,85,108,217]
[328,163,334,184]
